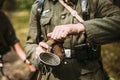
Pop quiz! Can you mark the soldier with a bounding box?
[50,19,120,45]
[48,0,120,45]
[25,0,120,80]
[0,0,35,74]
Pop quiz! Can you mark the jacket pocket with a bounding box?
[40,9,53,27]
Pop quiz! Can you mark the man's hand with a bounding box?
[25,60,36,72]
[35,42,49,59]
[47,23,85,40]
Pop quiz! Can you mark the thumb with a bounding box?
[47,32,52,38]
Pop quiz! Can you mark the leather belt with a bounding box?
[64,49,75,58]
[64,47,100,62]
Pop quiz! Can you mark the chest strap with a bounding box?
[58,0,84,23]
[36,0,45,43]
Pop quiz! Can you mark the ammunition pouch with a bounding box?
[73,43,101,62]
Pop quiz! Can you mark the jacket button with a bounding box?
[64,61,68,64]
[61,15,66,19]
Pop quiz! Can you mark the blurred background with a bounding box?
[0,0,120,80]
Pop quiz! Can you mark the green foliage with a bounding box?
[10,10,30,44]
[16,0,35,10]
[3,0,35,10]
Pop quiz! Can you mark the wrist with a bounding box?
[24,59,32,65]
[77,23,85,34]
[70,23,85,34]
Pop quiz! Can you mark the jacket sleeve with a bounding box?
[24,1,39,63]
[82,0,120,44]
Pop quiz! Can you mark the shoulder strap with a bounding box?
[58,0,84,22]
[36,0,45,44]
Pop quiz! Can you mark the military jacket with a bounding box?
[84,3,120,44]
[0,11,19,55]
[25,0,120,80]
[25,0,120,63]
[85,16,120,44]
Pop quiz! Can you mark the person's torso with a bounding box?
[0,12,13,54]
[40,0,90,49]
[0,28,11,55]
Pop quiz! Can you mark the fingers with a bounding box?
[25,60,36,72]
[35,42,49,58]
[35,46,43,58]
[48,25,70,40]
[28,65,36,72]
[47,32,52,38]
[39,42,49,49]
[47,23,85,40]
[51,26,61,39]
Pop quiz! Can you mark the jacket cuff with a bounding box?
[82,21,96,43]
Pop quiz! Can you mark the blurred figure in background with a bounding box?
[0,0,35,79]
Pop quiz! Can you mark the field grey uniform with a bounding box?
[85,0,120,44]
[25,0,120,80]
